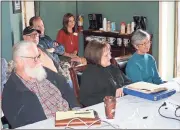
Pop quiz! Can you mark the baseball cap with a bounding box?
[23,26,41,35]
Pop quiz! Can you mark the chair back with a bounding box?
[69,65,87,104]
[111,55,131,74]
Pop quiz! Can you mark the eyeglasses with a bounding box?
[26,33,39,38]
[138,40,152,47]
[20,54,41,62]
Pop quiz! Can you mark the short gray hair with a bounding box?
[131,29,150,46]
[12,40,36,61]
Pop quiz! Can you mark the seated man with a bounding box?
[29,16,87,66]
[2,41,80,128]
[23,26,58,73]
[23,26,74,87]
[29,16,64,64]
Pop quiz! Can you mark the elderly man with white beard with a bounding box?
[2,41,80,129]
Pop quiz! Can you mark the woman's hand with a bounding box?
[46,48,55,53]
[63,52,77,58]
[73,50,78,55]
[115,88,124,98]
[71,56,81,63]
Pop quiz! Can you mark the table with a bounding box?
[17,94,180,129]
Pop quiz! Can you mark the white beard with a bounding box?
[25,65,47,82]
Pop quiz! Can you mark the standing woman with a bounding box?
[56,13,78,58]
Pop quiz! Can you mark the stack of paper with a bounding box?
[56,110,95,120]
[126,82,167,94]
[55,110,101,127]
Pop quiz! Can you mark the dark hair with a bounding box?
[84,40,109,65]
[62,13,75,34]
[29,16,42,26]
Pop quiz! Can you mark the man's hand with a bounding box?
[115,88,124,98]
[46,48,55,53]
[53,42,59,47]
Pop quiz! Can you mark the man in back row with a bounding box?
[23,26,73,87]
[2,41,80,128]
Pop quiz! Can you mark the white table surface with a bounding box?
[17,94,180,129]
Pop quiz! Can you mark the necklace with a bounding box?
[69,34,73,45]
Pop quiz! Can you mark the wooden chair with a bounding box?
[111,55,132,74]
[69,55,131,106]
[69,65,87,106]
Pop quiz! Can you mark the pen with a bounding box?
[74,112,91,114]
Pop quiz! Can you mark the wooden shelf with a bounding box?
[83,30,132,38]
[83,30,152,57]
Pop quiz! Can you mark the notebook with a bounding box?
[126,82,167,94]
[123,87,176,101]
[55,110,101,127]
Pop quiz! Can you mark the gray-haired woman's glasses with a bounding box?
[138,41,152,47]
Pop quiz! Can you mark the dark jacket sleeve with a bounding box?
[79,72,104,106]
[119,70,132,86]
[2,86,46,128]
[45,67,80,108]
[110,65,132,87]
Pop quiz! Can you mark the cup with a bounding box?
[117,38,122,46]
[104,96,116,119]
[86,36,92,41]
[123,39,130,47]
[108,37,116,45]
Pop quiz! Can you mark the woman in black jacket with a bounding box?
[79,40,131,107]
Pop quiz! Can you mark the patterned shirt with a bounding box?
[18,76,69,118]
[1,58,8,91]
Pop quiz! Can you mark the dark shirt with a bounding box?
[79,64,131,106]
[2,67,80,128]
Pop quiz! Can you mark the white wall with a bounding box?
[21,1,35,29]
[159,2,175,80]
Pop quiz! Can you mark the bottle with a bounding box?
[120,22,126,34]
[131,22,135,33]
[107,21,111,32]
[103,18,107,31]
[127,23,131,34]
[111,22,116,32]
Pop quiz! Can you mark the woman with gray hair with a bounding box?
[125,29,164,84]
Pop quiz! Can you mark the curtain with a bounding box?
[174,1,180,77]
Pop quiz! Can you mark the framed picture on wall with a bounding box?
[12,1,22,14]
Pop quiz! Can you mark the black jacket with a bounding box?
[79,64,131,106]
[2,67,79,128]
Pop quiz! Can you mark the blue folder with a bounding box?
[123,88,176,101]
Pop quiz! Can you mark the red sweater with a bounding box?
[56,30,79,54]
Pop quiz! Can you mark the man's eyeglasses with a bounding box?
[138,41,152,47]
[20,54,41,62]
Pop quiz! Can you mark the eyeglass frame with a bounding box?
[138,40,152,47]
[26,32,39,38]
[20,54,41,62]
